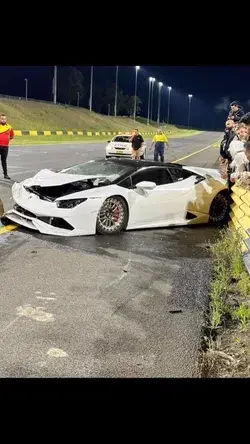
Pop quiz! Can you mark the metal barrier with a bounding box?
[13,130,156,137]
[229,183,250,273]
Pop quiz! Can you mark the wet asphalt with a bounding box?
[0,131,222,378]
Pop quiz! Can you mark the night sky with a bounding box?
[0,65,249,130]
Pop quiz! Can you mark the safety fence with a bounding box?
[229,183,250,274]
[13,130,157,137]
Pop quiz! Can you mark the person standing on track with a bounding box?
[0,113,14,180]
[130,129,144,160]
[151,129,169,162]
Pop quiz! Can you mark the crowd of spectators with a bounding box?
[219,101,250,189]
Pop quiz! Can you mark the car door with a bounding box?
[127,166,198,227]
[163,167,200,221]
[168,166,207,217]
[126,167,174,227]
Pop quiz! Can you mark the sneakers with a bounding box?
[4,174,11,180]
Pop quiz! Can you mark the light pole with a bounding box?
[157,82,163,126]
[114,66,119,117]
[89,66,93,112]
[108,104,110,116]
[147,77,153,125]
[133,66,140,121]
[53,66,57,104]
[77,92,80,107]
[167,86,172,124]
[188,94,193,129]
[25,78,28,100]
[150,78,155,122]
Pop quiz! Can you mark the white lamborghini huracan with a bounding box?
[4,159,229,237]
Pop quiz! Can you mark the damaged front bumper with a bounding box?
[5,182,97,236]
[5,207,78,236]
[5,206,96,237]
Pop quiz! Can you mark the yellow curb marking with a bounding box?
[172,139,221,163]
[0,224,18,235]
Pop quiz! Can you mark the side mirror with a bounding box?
[107,140,111,143]
[136,181,156,190]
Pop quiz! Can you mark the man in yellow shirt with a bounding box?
[151,129,169,162]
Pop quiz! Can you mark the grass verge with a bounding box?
[1,97,200,137]
[199,228,250,378]
[0,97,203,145]
[1,98,159,132]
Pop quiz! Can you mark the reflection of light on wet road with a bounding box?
[27,224,219,261]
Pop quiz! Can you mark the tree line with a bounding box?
[57,66,142,116]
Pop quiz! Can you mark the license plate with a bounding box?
[116,150,123,154]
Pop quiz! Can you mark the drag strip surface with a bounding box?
[0,131,222,378]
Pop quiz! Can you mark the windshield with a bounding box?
[60,160,134,182]
[113,136,131,143]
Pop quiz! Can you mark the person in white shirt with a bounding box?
[229,123,247,159]
[230,152,248,180]
[229,123,248,181]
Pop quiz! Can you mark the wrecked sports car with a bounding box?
[5,159,229,237]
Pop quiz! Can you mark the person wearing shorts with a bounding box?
[130,129,144,160]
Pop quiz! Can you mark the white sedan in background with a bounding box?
[105,134,147,159]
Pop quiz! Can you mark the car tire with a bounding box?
[209,192,229,225]
[96,196,128,235]
[0,215,12,226]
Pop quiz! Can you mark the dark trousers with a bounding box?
[0,146,8,175]
[154,142,164,162]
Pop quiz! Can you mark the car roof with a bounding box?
[106,158,184,169]
[113,134,131,137]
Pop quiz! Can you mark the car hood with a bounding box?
[21,169,108,187]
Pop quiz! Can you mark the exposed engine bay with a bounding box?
[24,177,110,202]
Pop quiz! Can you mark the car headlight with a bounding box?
[56,198,87,209]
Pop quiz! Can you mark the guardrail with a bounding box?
[13,130,157,137]
[229,183,250,274]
